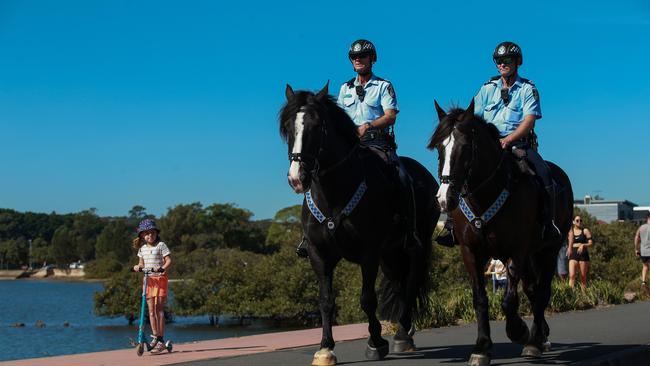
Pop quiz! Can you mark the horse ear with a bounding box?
[316,80,329,99]
[434,99,446,121]
[465,99,475,117]
[285,84,295,101]
[461,99,476,123]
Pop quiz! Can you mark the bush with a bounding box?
[84,255,124,279]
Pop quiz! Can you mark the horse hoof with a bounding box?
[542,340,552,352]
[312,348,337,366]
[365,344,389,360]
[468,353,491,366]
[393,339,416,353]
[521,345,542,358]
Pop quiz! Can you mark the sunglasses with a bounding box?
[575,219,582,222]
[494,57,514,65]
[350,53,370,60]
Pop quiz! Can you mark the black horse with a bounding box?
[279,82,440,365]
[428,101,573,366]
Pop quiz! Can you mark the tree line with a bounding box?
[1,203,643,327]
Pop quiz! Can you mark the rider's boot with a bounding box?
[295,236,309,258]
[435,215,456,247]
[542,184,561,242]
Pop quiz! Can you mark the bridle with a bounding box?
[288,107,327,177]
[439,125,506,200]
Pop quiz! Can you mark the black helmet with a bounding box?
[348,39,377,61]
[493,41,523,65]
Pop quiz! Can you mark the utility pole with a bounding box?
[28,239,32,270]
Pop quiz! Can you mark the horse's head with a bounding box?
[427,100,501,212]
[280,81,359,193]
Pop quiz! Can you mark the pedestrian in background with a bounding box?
[634,214,650,286]
[567,215,593,289]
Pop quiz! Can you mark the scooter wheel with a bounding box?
[166,340,173,353]
[136,343,144,356]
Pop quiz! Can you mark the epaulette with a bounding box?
[345,78,355,88]
[484,76,500,86]
[520,77,535,85]
[374,76,386,82]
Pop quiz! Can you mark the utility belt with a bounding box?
[360,127,396,150]
[509,130,539,151]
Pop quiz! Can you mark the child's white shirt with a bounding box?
[137,241,170,276]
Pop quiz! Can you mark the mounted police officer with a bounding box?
[436,41,561,247]
[296,39,423,257]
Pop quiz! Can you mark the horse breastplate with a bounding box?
[305,181,368,231]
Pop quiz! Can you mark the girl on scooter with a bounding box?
[132,219,172,354]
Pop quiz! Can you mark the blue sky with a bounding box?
[1,0,648,219]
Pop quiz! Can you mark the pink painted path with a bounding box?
[0,323,369,366]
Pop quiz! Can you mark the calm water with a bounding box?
[0,280,287,361]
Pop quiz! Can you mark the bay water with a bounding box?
[0,280,284,361]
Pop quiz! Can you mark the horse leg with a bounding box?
[501,260,530,345]
[360,259,389,360]
[461,245,492,366]
[521,249,555,358]
[393,254,418,353]
[310,255,339,366]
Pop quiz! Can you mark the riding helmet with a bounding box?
[348,39,377,61]
[493,41,523,65]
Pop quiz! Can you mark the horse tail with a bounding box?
[378,157,437,324]
[377,242,434,324]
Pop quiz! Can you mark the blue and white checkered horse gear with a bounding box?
[305,181,368,224]
[137,218,159,234]
[459,189,510,228]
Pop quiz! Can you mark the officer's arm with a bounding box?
[368,109,396,129]
[502,115,536,146]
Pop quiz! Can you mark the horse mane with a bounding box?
[279,90,359,146]
[427,106,501,150]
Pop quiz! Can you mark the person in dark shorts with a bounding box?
[567,215,593,289]
[634,214,650,286]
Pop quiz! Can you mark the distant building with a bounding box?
[574,195,637,223]
[633,207,650,225]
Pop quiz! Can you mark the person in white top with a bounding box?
[132,219,171,353]
[486,259,508,292]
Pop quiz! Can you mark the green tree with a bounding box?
[95,219,134,263]
[30,237,54,266]
[94,269,143,324]
[51,226,77,267]
[265,205,302,253]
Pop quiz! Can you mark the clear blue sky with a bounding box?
[1,0,648,219]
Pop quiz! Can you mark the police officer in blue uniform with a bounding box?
[436,41,561,247]
[296,39,422,257]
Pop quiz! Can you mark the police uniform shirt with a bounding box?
[474,75,542,137]
[337,74,399,127]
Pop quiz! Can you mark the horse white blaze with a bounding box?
[437,134,454,211]
[288,112,305,185]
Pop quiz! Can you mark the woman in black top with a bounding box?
[567,215,594,288]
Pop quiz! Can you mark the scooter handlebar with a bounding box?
[132,267,165,274]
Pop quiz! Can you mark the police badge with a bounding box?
[387,84,396,99]
[532,87,539,101]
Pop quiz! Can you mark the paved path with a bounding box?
[3,302,650,366]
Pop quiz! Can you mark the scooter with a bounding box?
[133,267,173,356]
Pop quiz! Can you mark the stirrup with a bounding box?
[435,230,456,247]
[543,220,561,241]
[295,239,309,258]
